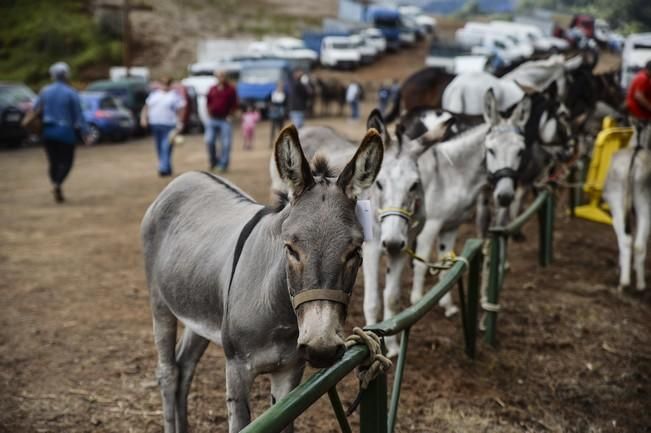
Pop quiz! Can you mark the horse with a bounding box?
[603,123,651,292]
[269,110,457,356]
[315,77,346,116]
[382,67,455,123]
[141,125,384,433]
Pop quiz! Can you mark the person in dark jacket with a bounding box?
[32,62,89,203]
[205,71,238,172]
[268,81,287,147]
[288,69,309,129]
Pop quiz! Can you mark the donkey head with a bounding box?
[483,89,531,207]
[273,125,383,368]
[367,109,455,255]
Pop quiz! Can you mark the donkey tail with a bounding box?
[624,147,641,235]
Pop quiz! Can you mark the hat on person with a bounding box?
[49,62,71,81]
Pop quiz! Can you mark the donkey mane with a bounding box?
[433,123,489,161]
[311,155,336,179]
[200,171,255,204]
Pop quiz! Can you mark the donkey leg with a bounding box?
[437,229,460,318]
[633,202,650,291]
[270,365,305,433]
[611,200,632,291]
[411,219,441,305]
[175,328,209,433]
[384,253,408,357]
[362,240,382,325]
[225,360,255,432]
[152,303,179,433]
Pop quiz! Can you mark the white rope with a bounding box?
[481,301,501,312]
[345,327,392,390]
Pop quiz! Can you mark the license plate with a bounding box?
[6,113,20,122]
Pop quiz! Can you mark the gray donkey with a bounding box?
[141,125,383,433]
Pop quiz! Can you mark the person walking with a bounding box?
[205,71,238,172]
[378,81,391,114]
[32,62,88,203]
[288,69,308,129]
[268,81,287,146]
[346,81,361,120]
[141,78,186,177]
[241,105,260,151]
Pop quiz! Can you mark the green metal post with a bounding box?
[387,328,410,433]
[538,193,555,267]
[484,235,502,347]
[359,365,388,433]
[465,252,481,358]
[327,387,352,433]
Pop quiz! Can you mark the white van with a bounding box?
[320,36,362,69]
[621,33,651,89]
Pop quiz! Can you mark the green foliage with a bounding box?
[520,0,651,33]
[0,0,121,89]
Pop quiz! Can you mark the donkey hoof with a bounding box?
[636,285,646,292]
[444,305,459,318]
[617,284,629,293]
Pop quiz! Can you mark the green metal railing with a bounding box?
[241,238,484,433]
[482,187,555,346]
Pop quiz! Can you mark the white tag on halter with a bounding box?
[355,200,373,241]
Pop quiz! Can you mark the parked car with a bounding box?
[85,78,149,135]
[399,5,436,34]
[360,28,387,53]
[79,91,135,143]
[569,14,596,39]
[264,37,319,67]
[350,34,378,64]
[621,33,651,89]
[236,59,291,114]
[320,36,362,69]
[425,41,487,73]
[490,21,568,53]
[365,6,402,51]
[0,83,36,147]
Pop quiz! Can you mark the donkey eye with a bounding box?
[285,244,300,261]
[409,182,420,192]
[517,149,524,157]
[487,148,496,156]
[376,180,383,190]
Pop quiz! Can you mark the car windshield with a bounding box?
[332,42,354,49]
[240,67,283,84]
[375,17,399,28]
[100,97,119,110]
[0,85,36,106]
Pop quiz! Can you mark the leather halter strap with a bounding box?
[377,207,414,222]
[291,289,351,310]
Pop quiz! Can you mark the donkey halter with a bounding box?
[377,207,414,222]
[291,289,351,310]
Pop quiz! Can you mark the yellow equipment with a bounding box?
[574,116,634,225]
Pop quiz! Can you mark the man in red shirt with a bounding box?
[627,60,651,122]
[205,71,238,172]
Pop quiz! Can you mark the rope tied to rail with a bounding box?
[343,327,392,416]
[405,249,469,276]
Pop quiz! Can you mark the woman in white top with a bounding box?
[141,78,186,176]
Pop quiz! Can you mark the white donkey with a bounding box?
[603,123,651,292]
[408,90,531,322]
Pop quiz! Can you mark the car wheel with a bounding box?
[88,124,101,145]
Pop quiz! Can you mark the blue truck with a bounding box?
[365,7,404,51]
[236,59,291,114]
[302,30,351,56]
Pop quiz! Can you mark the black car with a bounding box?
[0,83,37,147]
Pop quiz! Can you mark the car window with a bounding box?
[0,85,36,106]
[100,97,118,110]
[80,97,95,111]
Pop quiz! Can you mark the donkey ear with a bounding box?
[274,125,315,197]
[406,111,455,157]
[510,96,531,130]
[366,108,390,147]
[337,129,384,199]
[483,88,499,126]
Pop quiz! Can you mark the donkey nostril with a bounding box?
[399,240,406,250]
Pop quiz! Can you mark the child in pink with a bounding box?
[241,105,260,150]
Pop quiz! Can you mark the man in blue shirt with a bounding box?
[33,62,88,203]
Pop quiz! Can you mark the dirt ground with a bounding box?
[1,39,649,432]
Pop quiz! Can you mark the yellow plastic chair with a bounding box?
[574,116,633,225]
